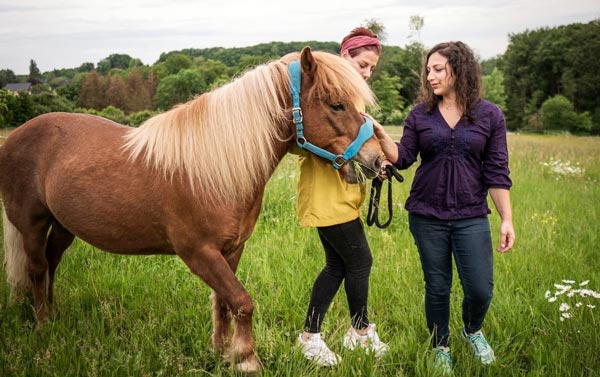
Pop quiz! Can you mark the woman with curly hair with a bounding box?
[374,41,515,372]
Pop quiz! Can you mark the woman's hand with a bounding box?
[497,219,515,253]
[363,113,399,163]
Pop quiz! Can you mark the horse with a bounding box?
[0,47,382,373]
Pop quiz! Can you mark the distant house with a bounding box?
[2,82,32,95]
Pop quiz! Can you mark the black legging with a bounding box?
[304,218,373,333]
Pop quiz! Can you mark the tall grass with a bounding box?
[1,130,599,376]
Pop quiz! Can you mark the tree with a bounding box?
[0,69,17,88]
[153,69,207,110]
[79,70,106,110]
[370,72,404,124]
[408,15,424,43]
[0,89,11,127]
[362,18,387,42]
[503,20,600,130]
[28,59,43,85]
[373,43,424,105]
[483,67,507,111]
[104,75,128,111]
[97,54,134,75]
[126,68,151,112]
[163,53,193,76]
[480,55,504,76]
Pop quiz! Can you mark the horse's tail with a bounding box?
[2,207,31,300]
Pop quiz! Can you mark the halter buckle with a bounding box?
[292,107,303,124]
[333,155,346,168]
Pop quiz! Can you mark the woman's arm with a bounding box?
[370,117,399,163]
[489,188,515,253]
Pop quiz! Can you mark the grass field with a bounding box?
[1,129,599,376]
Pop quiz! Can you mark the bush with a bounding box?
[128,110,156,126]
[539,95,591,134]
[99,105,128,124]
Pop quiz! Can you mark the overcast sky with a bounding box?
[1,0,599,74]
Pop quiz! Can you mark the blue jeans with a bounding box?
[409,213,494,348]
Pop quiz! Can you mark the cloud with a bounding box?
[1,0,599,73]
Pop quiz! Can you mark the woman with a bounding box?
[374,41,515,372]
[295,27,388,367]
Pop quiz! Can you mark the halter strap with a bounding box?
[288,60,374,170]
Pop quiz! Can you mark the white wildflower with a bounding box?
[544,290,551,299]
[561,312,571,319]
[559,303,570,312]
[587,305,596,309]
[548,297,557,303]
[575,302,583,308]
[562,280,576,284]
[579,280,590,286]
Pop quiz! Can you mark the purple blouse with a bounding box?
[394,99,512,220]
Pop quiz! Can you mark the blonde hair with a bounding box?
[124,51,375,204]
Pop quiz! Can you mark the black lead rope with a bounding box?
[366,165,404,228]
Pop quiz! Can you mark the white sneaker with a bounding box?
[342,323,389,357]
[462,328,496,365]
[297,333,341,366]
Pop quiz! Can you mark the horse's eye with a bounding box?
[330,103,345,112]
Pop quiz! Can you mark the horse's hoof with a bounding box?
[235,355,262,375]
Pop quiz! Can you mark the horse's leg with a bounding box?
[211,244,244,353]
[211,290,232,353]
[21,217,52,324]
[179,244,261,373]
[45,220,75,309]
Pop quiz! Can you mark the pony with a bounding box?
[0,47,382,373]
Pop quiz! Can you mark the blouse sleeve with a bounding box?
[482,105,512,190]
[393,108,420,170]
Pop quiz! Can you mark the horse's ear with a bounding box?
[300,46,317,80]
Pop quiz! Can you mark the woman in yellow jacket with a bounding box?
[296,27,389,366]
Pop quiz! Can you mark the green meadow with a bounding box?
[1,129,599,376]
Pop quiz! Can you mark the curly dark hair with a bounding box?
[418,41,482,122]
[341,27,381,57]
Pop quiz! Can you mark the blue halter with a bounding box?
[288,60,374,170]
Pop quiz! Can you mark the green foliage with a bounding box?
[32,92,74,114]
[0,69,17,88]
[127,110,156,126]
[482,67,507,111]
[97,54,134,75]
[163,53,193,76]
[539,95,592,134]
[374,43,424,107]
[99,105,127,124]
[363,17,387,41]
[480,55,504,76]
[0,89,10,127]
[153,69,207,110]
[503,20,600,131]
[158,41,340,67]
[370,72,405,124]
[28,59,43,85]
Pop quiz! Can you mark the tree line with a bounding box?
[1,19,598,134]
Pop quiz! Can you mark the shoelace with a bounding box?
[434,348,452,364]
[469,333,488,354]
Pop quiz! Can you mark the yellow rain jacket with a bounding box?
[293,147,366,227]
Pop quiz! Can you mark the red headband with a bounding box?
[340,36,382,54]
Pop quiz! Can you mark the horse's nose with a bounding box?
[374,155,382,172]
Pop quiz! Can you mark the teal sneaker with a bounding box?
[433,347,452,375]
[462,328,496,365]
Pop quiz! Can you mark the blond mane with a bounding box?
[123,51,375,204]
